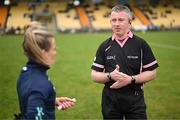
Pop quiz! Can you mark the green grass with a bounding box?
[0,31,180,119]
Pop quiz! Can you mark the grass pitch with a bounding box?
[0,31,180,119]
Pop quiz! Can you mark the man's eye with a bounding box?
[112,19,116,22]
[118,19,124,21]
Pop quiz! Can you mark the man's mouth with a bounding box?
[115,29,121,32]
[115,28,121,30]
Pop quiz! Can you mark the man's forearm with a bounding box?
[134,70,157,84]
[91,70,110,84]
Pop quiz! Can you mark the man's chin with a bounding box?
[115,32,122,36]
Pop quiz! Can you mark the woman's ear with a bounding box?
[41,49,49,65]
[41,49,46,54]
[41,49,48,59]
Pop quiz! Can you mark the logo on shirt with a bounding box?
[105,45,111,52]
[35,106,44,120]
[127,56,138,59]
[106,55,116,60]
[22,66,28,71]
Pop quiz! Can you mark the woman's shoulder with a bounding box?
[29,77,53,98]
[26,69,52,92]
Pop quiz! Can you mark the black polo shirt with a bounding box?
[91,35,159,76]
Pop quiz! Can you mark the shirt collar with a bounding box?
[112,31,133,41]
[111,31,133,48]
[27,59,50,71]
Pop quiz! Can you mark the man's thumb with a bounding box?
[116,64,120,71]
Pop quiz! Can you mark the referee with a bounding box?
[91,5,159,119]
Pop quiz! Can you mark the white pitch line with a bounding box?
[150,42,180,51]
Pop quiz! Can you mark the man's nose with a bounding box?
[114,22,120,26]
[114,21,121,26]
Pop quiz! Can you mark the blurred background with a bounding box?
[0,0,180,34]
[0,0,180,119]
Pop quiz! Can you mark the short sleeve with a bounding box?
[91,43,105,72]
[142,40,159,71]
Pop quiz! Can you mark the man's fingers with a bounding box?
[110,81,121,89]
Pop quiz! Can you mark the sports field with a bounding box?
[0,31,180,119]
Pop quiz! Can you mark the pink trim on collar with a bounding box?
[112,31,133,47]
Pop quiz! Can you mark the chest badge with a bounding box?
[127,56,138,59]
[106,55,116,60]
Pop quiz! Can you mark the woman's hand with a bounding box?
[55,97,76,110]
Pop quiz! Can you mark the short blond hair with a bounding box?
[23,21,54,65]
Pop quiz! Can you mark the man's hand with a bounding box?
[110,65,132,89]
[110,65,123,81]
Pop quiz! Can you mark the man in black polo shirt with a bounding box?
[91,5,159,119]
